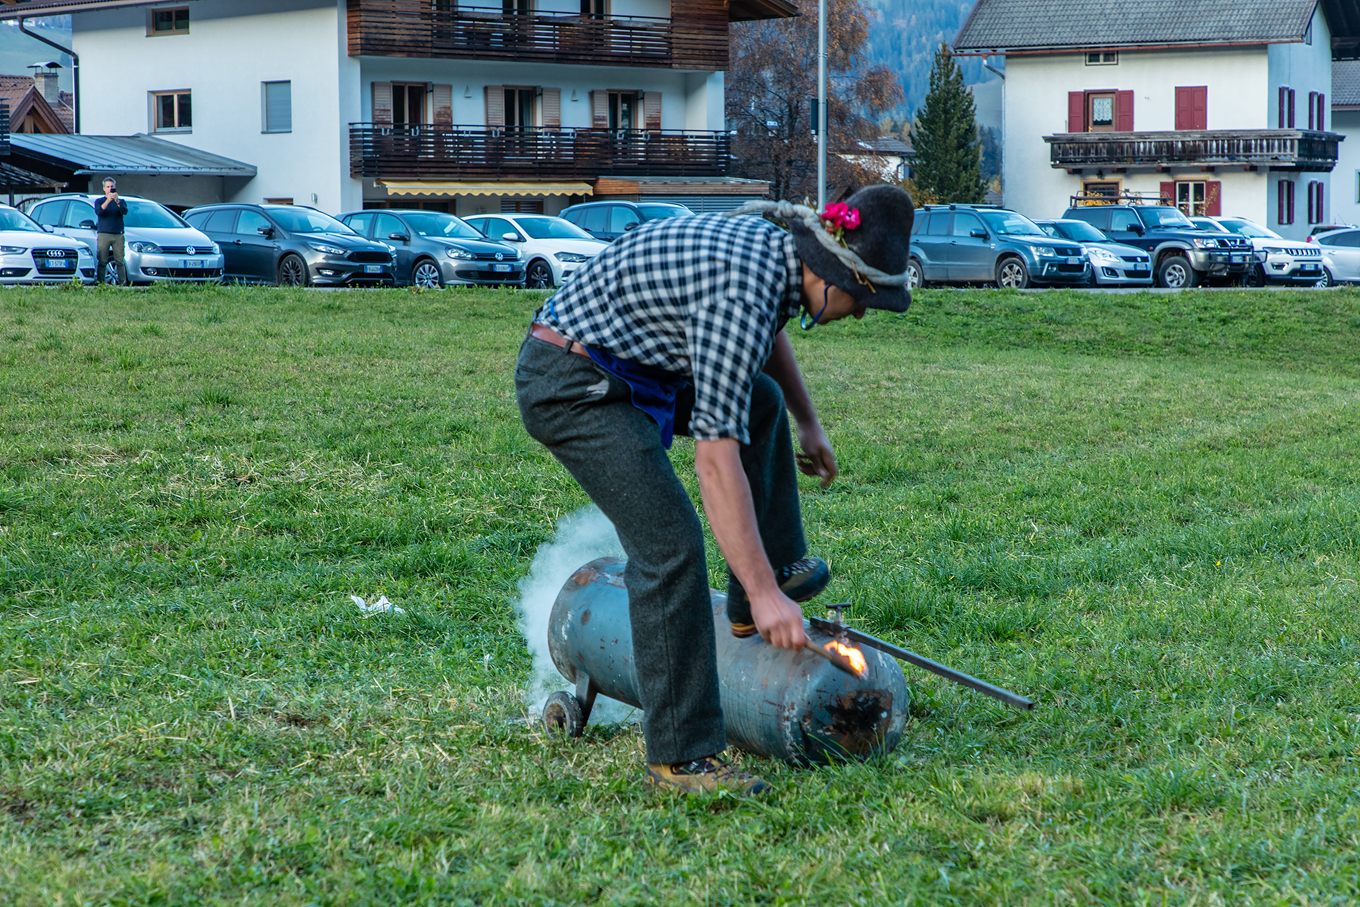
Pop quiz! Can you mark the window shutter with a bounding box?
[590,90,608,129]
[1115,90,1134,131]
[1308,91,1317,129]
[1159,181,1174,205]
[644,91,662,130]
[1288,89,1296,128]
[432,83,453,125]
[1277,181,1286,224]
[1318,93,1326,131]
[542,87,561,129]
[1307,180,1315,223]
[1278,86,1286,128]
[1068,91,1085,132]
[1205,180,1221,216]
[1287,181,1295,224]
[1175,87,1206,130]
[485,85,504,126]
[372,81,393,125]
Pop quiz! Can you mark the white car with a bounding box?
[27,193,224,285]
[463,214,607,289]
[1309,227,1360,285]
[1190,216,1325,286]
[0,203,96,284]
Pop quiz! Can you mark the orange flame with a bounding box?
[826,639,868,677]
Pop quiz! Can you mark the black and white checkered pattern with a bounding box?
[537,214,803,443]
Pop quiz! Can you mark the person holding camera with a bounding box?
[95,177,128,286]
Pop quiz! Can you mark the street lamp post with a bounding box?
[816,0,826,209]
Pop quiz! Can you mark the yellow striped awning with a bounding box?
[377,180,592,198]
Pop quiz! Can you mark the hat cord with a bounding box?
[726,199,911,289]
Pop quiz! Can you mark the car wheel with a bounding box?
[412,259,443,289]
[277,254,309,287]
[1315,267,1334,288]
[104,261,121,286]
[906,258,925,290]
[525,259,554,290]
[1245,264,1265,288]
[1157,254,1196,289]
[995,256,1030,289]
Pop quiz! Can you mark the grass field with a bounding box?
[2,282,1360,905]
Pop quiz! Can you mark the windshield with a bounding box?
[514,216,596,240]
[1053,220,1107,242]
[0,208,44,233]
[1140,207,1195,228]
[266,207,356,235]
[638,205,691,220]
[1219,219,1280,239]
[121,198,188,229]
[402,212,484,240]
[978,209,1045,236]
[1190,219,1228,233]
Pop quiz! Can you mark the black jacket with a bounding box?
[96,197,128,234]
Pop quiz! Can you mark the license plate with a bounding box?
[181,259,196,269]
[1231,254,1245,262]
[48,259,72,269]
[364,264,382,274]
[1066,257,1081,265]
[493,263,513,273]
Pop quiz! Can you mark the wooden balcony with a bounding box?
[1044,130,1343,172]
[346,0,732,69]
[349,124,731,180]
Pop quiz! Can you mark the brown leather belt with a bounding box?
[529,322,593,359]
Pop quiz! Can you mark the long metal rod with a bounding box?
[816,0,826,209]
[809,617,1035,711]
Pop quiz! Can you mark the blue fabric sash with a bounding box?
[584,347,690,449]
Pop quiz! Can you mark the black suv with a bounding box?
[1061,204,1252,288]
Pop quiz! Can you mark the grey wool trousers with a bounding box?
[515,334,807,765]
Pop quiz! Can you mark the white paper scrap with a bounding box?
[350,594,405,616]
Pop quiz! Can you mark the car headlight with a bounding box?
[128,241,161,253]
[1087,247,1120,263]
[0,245,27,255]
[554,251,591,263]
[307,242,347,256]
[445,247,476,260]
[210,242,221,255]
[1032,245,1058,257]
[78,245,94,258]
[1192,237,1219,249]
[1262,246,1286,255]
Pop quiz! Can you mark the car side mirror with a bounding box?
[257,226,275,238]
[623,222,639,231]
[499,231,523,242]
[80,220,96,230]
[41,224,54,233]
[1129,224,1144,235]
[969,228,988,239]
[388,232,410,242]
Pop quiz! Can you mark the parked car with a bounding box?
[1305,227,1360,285]
[1308,224,1358,239]
[183,204,394,287]
[1061,203,1252,288]
[1189,216,1325,286]
[0,203,97,285]
[560,201,692,242]
[907,205,1090,289]
[335,209,523,289]
[27,193,223,285]
[1035,219,1152,286]
[463,213,606,288]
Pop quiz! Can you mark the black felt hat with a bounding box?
[789,185,915,313]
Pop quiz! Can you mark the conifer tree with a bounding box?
[911,44,985,204]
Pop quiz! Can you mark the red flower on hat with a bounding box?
[820,203,861,245]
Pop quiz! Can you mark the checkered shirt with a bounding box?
[536,214,803,444]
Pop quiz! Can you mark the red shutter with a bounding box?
[1068,91,1085,132]
[1205,180,1221,216]
[1175,86,1207,130]
[1278,86,1286,128]
[1318,93,1326,131]
[1288,181,1295,224]
[1288,89,1296,128]
[1308,91,1316,129]
[1175,87,1191,130]
[1160,181,1174,205]
[1115,90,1134,131]
[1307,181,1315,223]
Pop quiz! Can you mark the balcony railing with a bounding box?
[1044,129,1343,172]
[350,124,731,180]
[347,0,730,69]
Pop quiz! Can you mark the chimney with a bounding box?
[28,63,61,107]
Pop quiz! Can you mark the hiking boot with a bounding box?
[643,755,771,796]
[729,556,831,638]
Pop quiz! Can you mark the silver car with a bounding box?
[338,209,524,289]
[1309,227,1360,285]
[26,193,224,285]
[1036,219,1153,286]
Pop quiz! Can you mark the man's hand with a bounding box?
[749,588,808,649]
[796,422,838,488]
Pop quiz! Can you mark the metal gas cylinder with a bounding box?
[544,557,909,765]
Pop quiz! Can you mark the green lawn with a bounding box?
[2,283,1360,905]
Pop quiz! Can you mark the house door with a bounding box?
[393,84,428,128]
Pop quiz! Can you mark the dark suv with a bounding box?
[560,201,692,242]
[1061,204,1252,288]
[907,205,1090,289]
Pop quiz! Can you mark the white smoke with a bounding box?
[517,505,638,724]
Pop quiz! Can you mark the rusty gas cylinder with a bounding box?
[546,557,909,765]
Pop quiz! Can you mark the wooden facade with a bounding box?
[346,0,729,69]
[1045,129,1343,172]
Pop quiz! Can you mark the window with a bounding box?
[579,206,609,234]
[1069,90,1131,132]
[263,198,293,205]
[393,83,428,126]
[926,213,951,235]
[1174,86,1207,130]
[203,209,239,234]
[1108,209,1141,233]
[951,212,985,237]
[236,210,273,235]
[501,200,543,213]
[152,90,191,132]
[345,212,376,237]
[581,0,607,18]
[375,213,406,240]
[63,201,97,229]
[1355,172,1360,204]
[1085,51,1118,65]
[1088,92,1115,131]
[1278,180,1295,225]
[504,88,535,129]
[30,201,66,227]
[1082,179,1122,199]
[1278,87,1296,128]
[608,91,637,132]
[262,81,291,134]
[148,6,189,35]
[1175,181,1207,216]
[608,206,641,234]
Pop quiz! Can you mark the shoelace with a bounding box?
[675,757,749,782]
[779,557,820,580]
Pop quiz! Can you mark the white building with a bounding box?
[0,0,788,214]
[954,0,1357,241]
[1330,59,1360,225]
